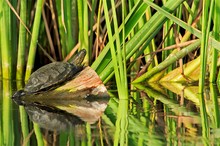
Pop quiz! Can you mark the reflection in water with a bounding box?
[9,66,111,145]
[14,96,109,132]
[24,104,81,131]
[2,79,220,145]
[12,67,110,131]
[1,80,13,146]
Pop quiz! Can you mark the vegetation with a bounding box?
[0,0,220,145]
[1,0,219,90]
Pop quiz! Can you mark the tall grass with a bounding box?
[17,80,30,146]
[1,0,219,91]
[1,0,220,145]
[1,0,12,79]
[210,0,220,82]
[210,83,220,128]
[103,0,128,99]
[16,0,27,80]
[2,80,13,146]
[103,1,129,145]
[24,0,44,81]
[33,123,44,146]
[199,0,213,93]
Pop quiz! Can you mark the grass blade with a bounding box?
[77,0,89,64]
[133,40,201,83]
[91,1,148,71]
[1,0,12,79]
[2,80,13,146]
[144,0,220,50]
[210,0,220,82]
[16,0,27,80]
[33,123,44,146]
[25,0,44,80]
[97,0,185,82]
[199,0,213,93]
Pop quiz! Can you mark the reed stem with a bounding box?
[1,0,12,79]
[199,0,213,93]
[25,0,44,81]
[16,0,27,80]
[133,40,200,83]
[210,0,220,82]
[33,123,44,146]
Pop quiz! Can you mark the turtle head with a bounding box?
[12,90,27,105]
[71,49,86,66]
[12,89,25,100]
[12,90,26,98]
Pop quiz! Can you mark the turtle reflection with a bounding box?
[24,103,82,131]
[22,95,109,131]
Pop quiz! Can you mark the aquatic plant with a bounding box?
[1,0,220,145]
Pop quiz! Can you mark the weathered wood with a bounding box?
[57,66,103,92]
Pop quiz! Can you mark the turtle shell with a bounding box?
[24,62,83,93]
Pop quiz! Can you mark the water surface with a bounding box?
[1,80,220,145]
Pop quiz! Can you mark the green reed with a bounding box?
[162,0,175,67]
[24,0,44,81]
[16,0,27,80]
[33,123,44,146]
[94,0,185,83]
[65,0,75,53]
[145,0,220,49]
[186,0,199,25]
[0,117,2,146]
[103,0,128,99]
[114,100,128,146]
[2,0,220,94]
[91,1,148,75]
[55,0,67,58]
[210,0,220,82]
[210,84,220,128]
[1,0,12,79]
[199,93,209,143]
[88,0,97,64]
[199,0,213,93]
[77,0,89,62]
[103,1,129,144]
[164,91,177,145]
[2,0,220,145]
[19,106,30,146]
[133,40,201,83]
[2,80,13,146]
[59,132,68,146]
[17,80,30,146]
[0,29,20,145]
[68,130,74,146]
[133,0,220,84]
[86,123,92,146]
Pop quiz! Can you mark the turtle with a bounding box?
[12,49,86,99]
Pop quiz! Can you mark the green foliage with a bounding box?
[2,0,220,145]
[0,0,219,85]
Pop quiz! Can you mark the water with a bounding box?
[1,79,220,146]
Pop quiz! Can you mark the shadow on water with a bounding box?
[2,79,220,145]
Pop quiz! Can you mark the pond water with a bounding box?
[1,79,220,146]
